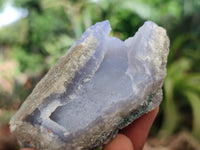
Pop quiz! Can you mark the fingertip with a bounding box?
[151,106,159,117]
[121,107,159,150]
[103,134,133,150]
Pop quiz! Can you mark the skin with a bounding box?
[103,107,159,150]
[21,107,159,150]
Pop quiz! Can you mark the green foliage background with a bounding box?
[0,0,200,142]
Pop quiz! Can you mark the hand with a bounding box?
[21,107,159,150]
[103,107,159,150]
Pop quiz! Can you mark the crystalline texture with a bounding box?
[10,20,169,150]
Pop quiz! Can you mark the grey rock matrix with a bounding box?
[10,20,169,150]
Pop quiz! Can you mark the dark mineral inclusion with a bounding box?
[10,20,169,150]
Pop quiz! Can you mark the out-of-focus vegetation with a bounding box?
[0,0,200,146]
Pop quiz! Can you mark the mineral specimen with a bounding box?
[10,20,169,150]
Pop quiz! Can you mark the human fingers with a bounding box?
[102,133,133,150]
[121,107,159,150]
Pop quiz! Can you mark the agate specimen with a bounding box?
[10,20,169,150]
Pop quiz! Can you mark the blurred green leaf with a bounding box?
[185,91,200,140]
[122,1,156,20]
[159,78,180,138]
[11,47,43,74]
[0,109,15,125]
[0,18,28,45]
[160,58,200,139]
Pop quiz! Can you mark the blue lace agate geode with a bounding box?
[10,20,169,150]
